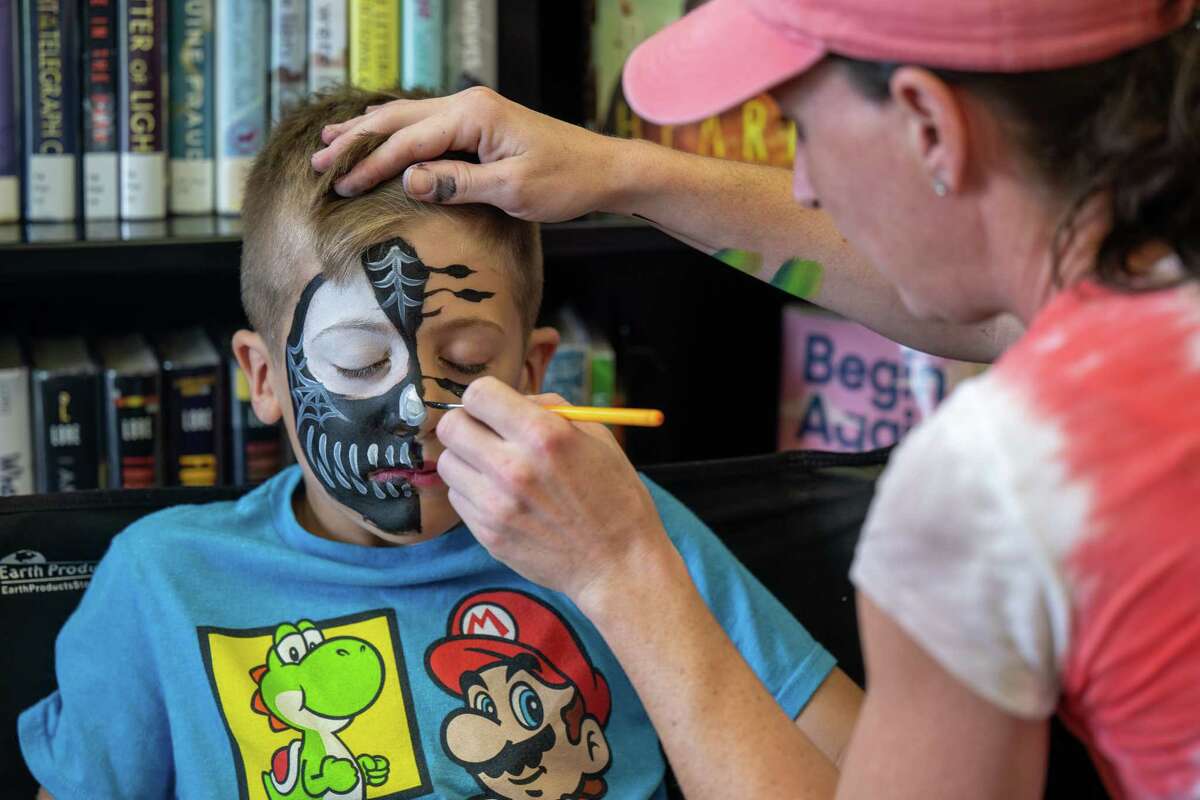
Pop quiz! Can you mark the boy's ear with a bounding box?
[232,329,284,425]
[519,327,561,394]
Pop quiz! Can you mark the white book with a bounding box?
[120,151,168,219]
[215,0,268,215]
[26,156,77,221]
[308,0,348,93]
[85,147,120,220]
[270,0,308,121]
[0,337,33,497]
[0,176,17,223]
[168,0,216,214]
[446,0,496,90]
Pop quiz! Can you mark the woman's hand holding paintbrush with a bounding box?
[426,399,664,428]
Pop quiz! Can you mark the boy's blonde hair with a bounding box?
[240,87,543,348]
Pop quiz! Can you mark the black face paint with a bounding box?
[286,236,495,535]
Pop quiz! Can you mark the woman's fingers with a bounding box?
[312,95,454,170]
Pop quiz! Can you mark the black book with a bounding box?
[30,338,102,492]
[96,334,161,488]
[83,0,119,219]
[157,328,222,486]
[21,0,81,221]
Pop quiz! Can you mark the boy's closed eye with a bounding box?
[335,357,390,379]
[439,357,489,376]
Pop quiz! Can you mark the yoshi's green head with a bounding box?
[250,619,385,734]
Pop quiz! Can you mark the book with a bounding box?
[444,0,496,91]
[168,0,216,214]
[349,0,400,91]
[0,0,20,222]
[215,0,268,215]
[402,0,443,92]
[95,334,161,489]
[21,0,80,222]
[592,0,796,168]
[119,0,168,219]
[226,354,284,486]
[83,0,119,220]
[158,328,222,486]
[777,307,985,453]
[0,337,33,496]
[309,0,348,93]
[270,0,308,122]
[30,338,102,492]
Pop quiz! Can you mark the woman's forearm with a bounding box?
[576,538,841,800]
[604,139,1021,362]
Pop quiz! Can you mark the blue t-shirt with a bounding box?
[19,466,834,800]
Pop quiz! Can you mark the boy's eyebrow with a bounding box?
[311,319,394,342]
[423,316,506,337]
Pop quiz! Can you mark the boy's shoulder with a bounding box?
[111,470,288,560]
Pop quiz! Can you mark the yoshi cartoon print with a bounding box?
[199,609,432,800]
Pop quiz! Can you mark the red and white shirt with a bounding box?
[852,276,1200,800]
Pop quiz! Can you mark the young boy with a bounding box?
[20,88,854,800]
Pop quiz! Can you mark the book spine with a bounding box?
[119,0,168,219]
[401,0,442,92]
[0,0,20,222]
[349,0,400,91]
[103,371,160,488]
[228,361,282,485]
[308,0,347,93]
[168,0,215,214]
[445,0,494,91]
[164,365,220,486]
[83,0,119,220]
[21,0,80,222]
[270,0,307,122]
[215,0,268,215]
[31,373,102,492]
[0,367,33,496]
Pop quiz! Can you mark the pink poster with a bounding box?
[778,307,984,452]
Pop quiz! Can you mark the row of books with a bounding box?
[0,0,498,223]
[0,313,621,496]
[0,328,287,495]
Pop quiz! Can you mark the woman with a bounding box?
[312,1,1200,797]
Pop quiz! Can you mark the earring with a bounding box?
[932,178,949,197]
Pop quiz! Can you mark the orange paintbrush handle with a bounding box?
[544,406,665,427]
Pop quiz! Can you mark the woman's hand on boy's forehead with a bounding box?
[310,87,622,224]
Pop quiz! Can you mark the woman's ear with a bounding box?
[889,67,970,195]
[232,329,284,425]
[519,327,561,394]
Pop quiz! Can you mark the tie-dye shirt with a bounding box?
[851,275,1200,800]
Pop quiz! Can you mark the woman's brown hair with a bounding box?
[836,8,1200,287]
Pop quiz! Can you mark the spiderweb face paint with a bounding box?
[285,236,493,534]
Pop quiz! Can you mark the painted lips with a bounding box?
[370,459,442,489]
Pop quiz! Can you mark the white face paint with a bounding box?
[300,271,412,399]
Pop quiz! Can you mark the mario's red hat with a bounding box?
[426,589,612,727]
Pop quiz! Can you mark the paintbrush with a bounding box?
[424,401,665,428]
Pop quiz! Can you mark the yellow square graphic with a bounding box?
[199,609,431,800]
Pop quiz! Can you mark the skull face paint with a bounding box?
[285,237,494,534]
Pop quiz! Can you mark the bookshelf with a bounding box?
[0,216,687,280]
[0,0,791,478]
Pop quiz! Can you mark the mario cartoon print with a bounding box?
[425,589,613,800]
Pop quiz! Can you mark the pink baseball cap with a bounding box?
[624,0,1198,125]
